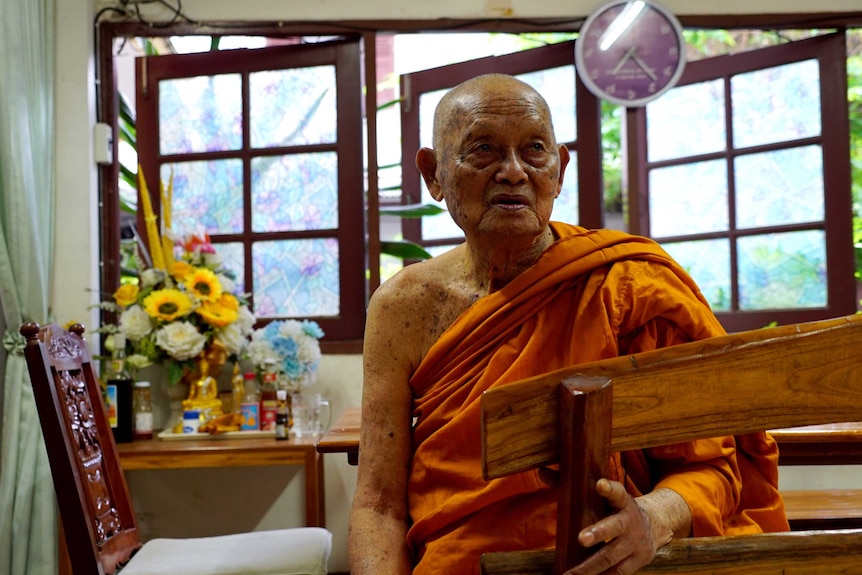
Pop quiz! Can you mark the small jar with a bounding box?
[132,380,154,440]
[183,409,201,434]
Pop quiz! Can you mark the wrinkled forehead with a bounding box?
[439,84,555,145]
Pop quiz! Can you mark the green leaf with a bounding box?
[380,240,433,260]
[167,362,186,385]
[379,203,445,218]
[377,97,404,111]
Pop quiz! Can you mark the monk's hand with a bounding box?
[562,479,659,575]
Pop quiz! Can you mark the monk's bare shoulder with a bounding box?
[368,248,477,367]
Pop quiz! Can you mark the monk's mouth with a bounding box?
[491,196,530,210]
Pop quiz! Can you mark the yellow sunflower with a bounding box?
[218,293,240,311]
[113,284,140,308]
[184,267,223,302]
[142,288,193,321]
[169,260,193,281]
[197,300,240,328]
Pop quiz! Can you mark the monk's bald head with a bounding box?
[431,74,555,154]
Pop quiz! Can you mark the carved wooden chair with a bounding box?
[20,322,332,575]
[479,314,862,574]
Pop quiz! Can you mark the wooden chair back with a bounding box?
[20,322,142,575]
[480,313,862,574]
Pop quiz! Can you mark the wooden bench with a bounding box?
[480,313,862,574]
[783,489,862,531]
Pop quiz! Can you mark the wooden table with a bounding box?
[317,406,361,465]
[117,435,326,526]
[317,407,862,468]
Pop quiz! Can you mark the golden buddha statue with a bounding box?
[183,354,224,423]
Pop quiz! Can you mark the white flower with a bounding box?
[127,353,153,370]
[216,322,249,357]
[155,321,207,361]
[118,305,153,342]
[236,303,255,333]
[217,273,236,294]
[203,251,222,268]
[247,335,278,366]
[140,268,165,289]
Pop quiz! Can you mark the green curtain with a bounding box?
[0,0,57,574]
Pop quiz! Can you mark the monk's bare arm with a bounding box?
[349,278,421,574]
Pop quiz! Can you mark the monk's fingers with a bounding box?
[578,510,629,548]
[595,478,630,511]
[564,538,653,575]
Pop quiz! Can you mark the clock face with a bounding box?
[575,0,686,107]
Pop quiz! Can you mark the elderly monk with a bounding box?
[349,73,788,575]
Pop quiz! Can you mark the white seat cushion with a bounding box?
[120,528,332,575]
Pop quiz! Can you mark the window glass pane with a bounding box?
[647,79,725,162]
[649,160,728,237]
[552,149,579,225]
[517,66,576,144]
[732,59,821,149]
[250,65,337,147]
[421,197,461,240]
[213,242,245,295]
[159,74,242,154]
[735,145,824,229]
[165,159,243,236]
[252,239,340,317]
[252,152,338,232]
[738,230,826,310]
[661,239,731,311]
[419,89,447,149]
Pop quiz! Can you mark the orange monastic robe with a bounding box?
[406,223,788,574]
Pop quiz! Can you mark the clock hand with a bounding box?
[610,46,637,76]
[630,50,658,81]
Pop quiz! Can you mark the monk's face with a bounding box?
[422,79,569,243]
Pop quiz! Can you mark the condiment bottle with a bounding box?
[275,389,289,440]
[105,333,134,443]
[240,373,260,430]
[132,380,154,440]
[260,360,278,431]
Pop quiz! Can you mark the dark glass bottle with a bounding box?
[106,333,134,443]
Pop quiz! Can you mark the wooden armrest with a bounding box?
[481,529,862,575]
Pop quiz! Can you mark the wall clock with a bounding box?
[575,0,686,107]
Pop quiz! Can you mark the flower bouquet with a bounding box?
[99,169,254,384]
[247,319,324,389]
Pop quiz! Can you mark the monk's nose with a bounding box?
[495,148,528,185]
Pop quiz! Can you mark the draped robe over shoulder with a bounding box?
[406,223,788,574]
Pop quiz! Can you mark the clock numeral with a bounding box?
[584,47,594,59]
[668,46,678,57]
[648,82,656,93]
[590,68,600,80]
[605,83,617,95]
[663,65,673,77]
[660,23,671,34]
[627,89,636,100]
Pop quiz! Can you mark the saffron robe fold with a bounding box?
[406,223,788,574]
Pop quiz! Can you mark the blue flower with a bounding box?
[301,320,325,339]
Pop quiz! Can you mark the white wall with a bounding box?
[53,1,862,572]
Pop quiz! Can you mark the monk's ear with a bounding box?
[555,145,571,198]
[416,147,443,201]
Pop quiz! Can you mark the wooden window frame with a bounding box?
[95,16,862,353]
[134,38,366,343]
[626,32,855,332]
